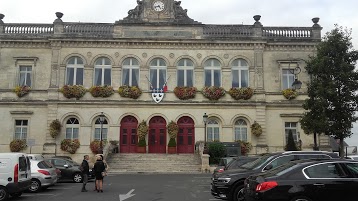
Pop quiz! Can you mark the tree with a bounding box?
[285,130,298,151]
[301,25,358,157]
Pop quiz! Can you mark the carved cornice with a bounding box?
[0,41,51,48]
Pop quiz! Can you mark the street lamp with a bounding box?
[203,113,209,154]
[98,112,105,154]
[288,61,302,90]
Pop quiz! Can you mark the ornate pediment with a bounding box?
[119,0,201,24]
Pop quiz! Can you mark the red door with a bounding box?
[148,116,166,153]
[177,116,195,153]
[120,116,138,153]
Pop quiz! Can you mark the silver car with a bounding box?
[29,160,58,192]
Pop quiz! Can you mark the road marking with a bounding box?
[119,189,135,201]
[22,194,56,196]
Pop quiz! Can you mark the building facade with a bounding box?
[0,0,327,159]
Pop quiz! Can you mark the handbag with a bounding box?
[101,171,107,177]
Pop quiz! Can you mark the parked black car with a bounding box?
[244,159,358,201]
[213,156,258,178]
[211,151,339,201]
[44,158,94,183]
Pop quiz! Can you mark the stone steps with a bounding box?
[106,153,202,173]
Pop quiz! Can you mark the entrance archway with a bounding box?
[177,116,195,153]
[120,115,138,153]
[148,116,167,153]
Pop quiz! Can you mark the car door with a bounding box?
[340,162,358,200]
[50,159,72,179]
[302,162,348,201]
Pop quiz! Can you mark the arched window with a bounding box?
[231,59,249,88]
[150,58,167,89]
[94,57,112,86]
[94,118,108,140]
[122,58,139,86]
[234,119,248,141]
[66,118,79,139]
[207,119,220,141]
[204,59,221,87]
[66,56,84,85]
[177,59,194,87]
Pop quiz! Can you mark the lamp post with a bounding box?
[98,112,105,154]
[203,113,208,154]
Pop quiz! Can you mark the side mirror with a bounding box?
[263,164,273,171]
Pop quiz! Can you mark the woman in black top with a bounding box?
[93,155,106,192]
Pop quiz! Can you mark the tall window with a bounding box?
[66,57,84,85]
[232,59,249,88]
[285,122,298,142]
[94,57,112,86]
[66,118,79,139]
[204,59,221,87]
[15,120,28,140]
[94,118,108,140]
[281,63,297,89]
[150,58,167,89]
[19,66,32,87]
[207,119,220,141]
[234,119,248,141]
[122,58,139,86]
[177,59,194,87]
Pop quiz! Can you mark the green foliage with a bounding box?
[49,119,61,138]
[236,140,253,155]
[301,25,358,156]
[60,85,87,99]
[138,138,146,147]
[118,85,142,99]
[167,121,179,139]
[137,121,148,139]
[89,85,114,97]
[168,138,176,147]
[60,139,80,154]
[208,142,226,164]
[285,130,298,151]
[228,87,254,100]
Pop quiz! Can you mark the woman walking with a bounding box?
[93,155,106,192]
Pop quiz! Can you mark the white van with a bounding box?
[0,153,32,201]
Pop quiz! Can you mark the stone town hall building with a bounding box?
[0,0,328,159]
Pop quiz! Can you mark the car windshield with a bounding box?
[262,161,299,177]
[241,155,273,170]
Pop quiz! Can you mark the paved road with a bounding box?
[11,174,220,201]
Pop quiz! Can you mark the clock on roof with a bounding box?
[153,0,165,12]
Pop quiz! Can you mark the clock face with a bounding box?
[153,1,165,12]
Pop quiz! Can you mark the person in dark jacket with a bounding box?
[93,155,106,192]
[80,155,90,192]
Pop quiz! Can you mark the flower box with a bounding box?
[201,86,226,100]
[14,86,30,97]
[60,139,80,154]
[136,146,146,153]
[174,86,197,100]
[89,85,114,98]
[282,89,298,100]
[118,85,142,99]
[60,85,87,99]
[228,87,254,100]
[168,146,177,154]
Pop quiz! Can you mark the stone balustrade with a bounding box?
[63,23,113,35]
[3,23,53,34]
[203,25,254,37]
[263,27,313,38]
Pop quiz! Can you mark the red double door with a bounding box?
[120,116,195,154]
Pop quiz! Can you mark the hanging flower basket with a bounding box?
[201,86,226,100]
[14,86,30,97]
[49,119,61,138]
[60,85,87,99]
[10,139,27,152]
[282,89,298,100]
[118,85,142,99]
[137,120,148,140]
[60,139,80,154]
[174,86,197,100]
[89,85,114,98]
[251,121,263,137]
[167,121,179,139]
[228,87,254,100]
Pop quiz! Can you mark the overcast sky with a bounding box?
[1,0,358,147]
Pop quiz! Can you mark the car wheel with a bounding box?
[290,196,312,201]
[73,173,83,183]
[29,179,41,193]
[0,186,9,201]
[233,184,245,201]
[10,192,22,198]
